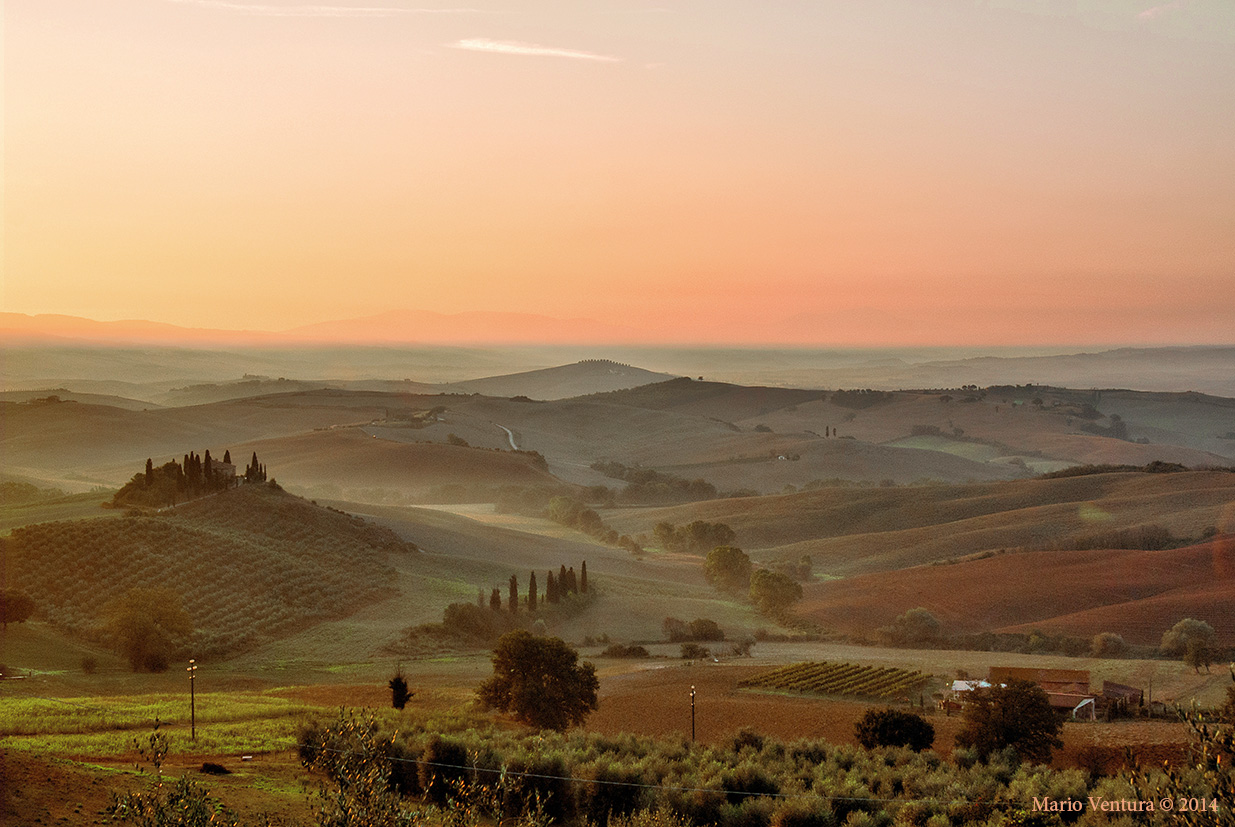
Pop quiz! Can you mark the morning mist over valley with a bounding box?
[3,2,1234,825]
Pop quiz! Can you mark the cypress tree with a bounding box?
[546,572,558,604]
[580,561,588,594]
[223,449,231,465]
[566,566,577,595]
[490,588,502,612]
[560,565,568,591]
[145,458,154,487]
[509,574,518,615]
[528,572,538,612]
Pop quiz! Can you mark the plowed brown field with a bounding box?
[586,663,1190,770]
[797,538,1235,644]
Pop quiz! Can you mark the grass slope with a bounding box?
[239,429,559,498]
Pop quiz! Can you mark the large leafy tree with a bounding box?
[748,569,802,617]
[477,630,598,731]
[878,607,943,646]
[705,546,752,592]
[1161,618,1217,673]
[1,590,36,630]
[955,679,1063,763]
[101,587,193,672]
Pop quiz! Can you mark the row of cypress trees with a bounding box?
[480,562,589,614]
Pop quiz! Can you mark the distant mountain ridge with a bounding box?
[447,359,677,400]
[0,310,635,346]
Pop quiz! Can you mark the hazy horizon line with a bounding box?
[3,310,1233,351]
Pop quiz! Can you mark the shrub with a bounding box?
[389,668,413,709]
[1091,632,1128,657]
[876,608,942,646]
[419,735,471,805]
[680,643,710,659]
[578,761,648,825]
[853,708,935,752]
[603,644,651,659]
[730,728,765,752]
[689,619,725,642]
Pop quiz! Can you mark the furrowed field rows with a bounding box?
[738,661,927,699]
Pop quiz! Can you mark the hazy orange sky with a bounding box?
[4,1,1234,345]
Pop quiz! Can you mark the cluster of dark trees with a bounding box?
[854,679,1065,763]
[112,450,268,508]
[653,520,736,554]
[546,496,642,554]
[1039,460,1192,479]
[479,562,589,615]
[663,616,724,643]
[589,461,719,504]
[702,545,803,618]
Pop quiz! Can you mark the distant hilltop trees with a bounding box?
[112,449,268,508]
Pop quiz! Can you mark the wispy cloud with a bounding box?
[1137,0,1186,20]
[450,38,620,62]
[165,0,483,17]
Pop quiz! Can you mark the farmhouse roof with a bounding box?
[988,666,1090,691]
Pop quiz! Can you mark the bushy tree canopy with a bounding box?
[1,589,36,629]
[1161,618,1217,673]
[1091,631,1128,657]
[855,708,935,752]
[704,546,752,592]
[878,608,943,646]
[101,587,193,672]
[748,569,802,617]
[955,679,1063,763]
[477,630,598,731]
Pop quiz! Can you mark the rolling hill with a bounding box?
[0,484,417,656]
[795,537,1235,647]
[446,359,676,400]
[604,470,1235,574]
[235,429,561,501]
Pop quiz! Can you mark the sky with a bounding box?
[4,0,1234,345]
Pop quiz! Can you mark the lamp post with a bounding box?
[690,684,696,744]
[187,659,197,740]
